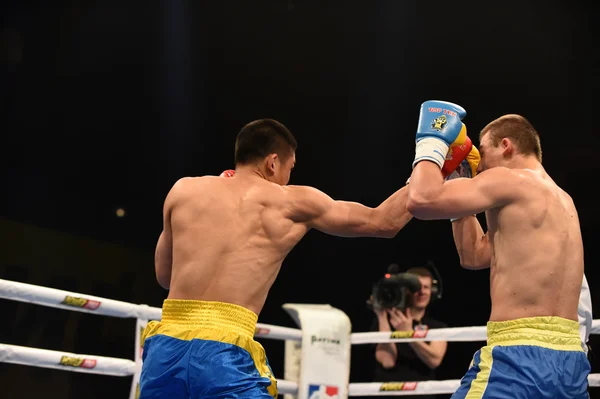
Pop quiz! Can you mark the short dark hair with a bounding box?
[234,119,297,165]
[406,267,432,280]
[480,114,542,162]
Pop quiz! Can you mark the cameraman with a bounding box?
[370,267,448,399]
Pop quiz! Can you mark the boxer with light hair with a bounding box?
[407,102,591,398]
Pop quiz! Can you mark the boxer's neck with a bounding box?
[235,164,268,181]
[506,154,541,172]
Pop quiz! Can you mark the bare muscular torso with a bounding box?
[165,176,309,315]
[486,168,584,322]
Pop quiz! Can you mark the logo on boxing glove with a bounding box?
[431,115,448,131]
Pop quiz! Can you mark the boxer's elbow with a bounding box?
[155,257,172,290]
[406,193,437,220]
[458,256,476,270]
[156,269,171,290]
[460,261,490,271]
[376,225,398,239]
[458,255,490,270]
[457,246,491,270]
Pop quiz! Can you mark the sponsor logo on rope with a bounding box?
[390,324,429,339]
[61,295,101,310]
[59,356,97,369]
[379,382,417,391]
[308,384,339,399]
[255,327,271,335]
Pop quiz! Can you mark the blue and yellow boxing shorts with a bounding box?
[452,316,590,399]
[138,300,277,399]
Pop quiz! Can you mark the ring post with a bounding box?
[284,339,302,399]
[283,304,351,399]
[129,318,148,399]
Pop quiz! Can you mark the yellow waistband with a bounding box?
[486,316,582,350]
[160,299,258,338]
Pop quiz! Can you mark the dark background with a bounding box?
[1,1,599,398]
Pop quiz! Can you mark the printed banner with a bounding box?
[284,339,302,399]
[282,304,351,399]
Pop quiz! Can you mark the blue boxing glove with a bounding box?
[412,100,468,170]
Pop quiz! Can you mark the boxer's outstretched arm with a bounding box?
[407,163,521,220]
[285,185,411,238]
[373,185,413,235]
[452,216,491,270]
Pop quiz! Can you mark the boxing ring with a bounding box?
[1,279,599,398]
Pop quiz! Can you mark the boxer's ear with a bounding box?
[265,153,278,174]
[501,138,513,157]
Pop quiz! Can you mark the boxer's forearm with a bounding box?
[452,216,490,270]
[406,162,448,219]
[373,185,413,237]
[408,162,445,203]
[408,340,446,369]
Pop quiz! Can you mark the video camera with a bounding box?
[368,262,443,311]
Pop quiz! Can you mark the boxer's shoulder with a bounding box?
[510,168,569,200]
[280,185,323,203]
[165,176,217,203]
[476,167,539,192]
[171,175,213,191]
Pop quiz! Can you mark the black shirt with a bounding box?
[369,314,447,399]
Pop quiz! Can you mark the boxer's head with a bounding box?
[235,119,297,185]
[405,267,433,311]
[477,114,542,173]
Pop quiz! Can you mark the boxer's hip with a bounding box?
[139,300,276,399]
[451,317,590,399]
[143,299,259,341]
[486,315,583,349]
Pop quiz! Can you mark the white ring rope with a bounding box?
[0,279,300,341]
[350,376,600,396]
[1,278,598,397]
[351,327,487,344]
[0,343,135,377]
[351,323,600,345]
[0,278,162,320]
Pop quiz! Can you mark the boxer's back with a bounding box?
[487,169,584,322]
[166,176,307,315]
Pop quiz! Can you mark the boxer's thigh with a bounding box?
[450,348,490,399]
[454,345,590,399]
[188,337,276,399]
[139,334,191,399]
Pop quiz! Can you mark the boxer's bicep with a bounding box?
[286,186,377,237]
